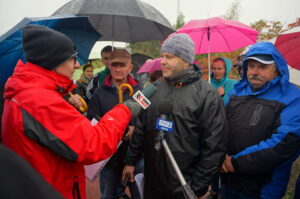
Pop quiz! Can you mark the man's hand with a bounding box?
[198,186,211,199]
[124,125,134,141]
[68,94,83,108]
[122,165,135,183]
[217,86,225,96]
[220,154,235,173]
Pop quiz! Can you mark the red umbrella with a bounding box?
[174,17,258,82]
[275,26,300,71]
[137,58,162,74]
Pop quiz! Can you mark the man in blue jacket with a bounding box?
[220,42,300,199]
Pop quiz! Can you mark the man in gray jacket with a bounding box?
[122,33,227,199]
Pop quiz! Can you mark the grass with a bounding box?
[283,156,300,199]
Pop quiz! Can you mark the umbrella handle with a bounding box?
[118,83,134,103]
[68,92,88,113]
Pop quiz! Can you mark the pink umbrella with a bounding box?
[137,58,162,74]
[175,17,258,82]
[275,26,300,71]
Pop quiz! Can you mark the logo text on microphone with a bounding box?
[155,118,174,133]
[133,90,151,109]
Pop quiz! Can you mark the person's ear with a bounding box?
[183,60,190,69]
[129,63,133,72]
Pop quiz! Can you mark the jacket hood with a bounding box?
[234,42,289,95]
[4,60,75,100]
[211,57,233,84]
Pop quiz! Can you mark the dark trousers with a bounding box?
[220,185,260,199]
[100,158,144,199]
[211,173,220,193]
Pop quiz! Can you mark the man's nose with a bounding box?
[74,61,80,69]
[161,57,166,65]
[249,66,259,74]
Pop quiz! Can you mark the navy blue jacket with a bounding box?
[222,42,300,199]
[87,75,141,168]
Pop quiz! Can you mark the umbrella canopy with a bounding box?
[131,53,152,76]
[176,17,258,54]
[137,57,161,74]
[175,17,258,82]
[53,0,175,43]
[275,26,300,70]
[0,14,101,85]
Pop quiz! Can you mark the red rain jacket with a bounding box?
[1,60,131,199]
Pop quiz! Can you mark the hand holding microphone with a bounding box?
[123,83,157,119]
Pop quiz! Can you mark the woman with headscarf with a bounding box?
[211,57,238,104]
[75,64,93,102]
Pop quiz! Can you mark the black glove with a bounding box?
[123,100,141,119]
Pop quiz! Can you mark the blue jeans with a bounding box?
[100,158,144,199]
[220,185,260,199]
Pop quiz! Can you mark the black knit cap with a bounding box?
[22,24,77,70]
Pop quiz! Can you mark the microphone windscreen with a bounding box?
[141,83,157,99]
[158,99,173,115]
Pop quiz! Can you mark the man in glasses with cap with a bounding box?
[1,24,137,199]
[220,42,300,199]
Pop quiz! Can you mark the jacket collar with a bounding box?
[104,74,138,88]
[165,64,200,87]
[5,60,76,99]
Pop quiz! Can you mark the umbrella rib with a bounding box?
[196,28,207,54]
[215,28,232,52]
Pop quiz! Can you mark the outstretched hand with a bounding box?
[122,165,135,183]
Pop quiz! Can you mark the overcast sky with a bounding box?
[0,0,299,84]
[1,0,298,50]
[1,0,299,36]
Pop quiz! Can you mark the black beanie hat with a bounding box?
[22,24,77,70]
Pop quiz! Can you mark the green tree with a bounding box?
[174,12,185,29]
[128,12,187,59]
[129,40,161,59]
[251,19,284,41]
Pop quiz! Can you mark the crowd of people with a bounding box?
[0,23,299,199]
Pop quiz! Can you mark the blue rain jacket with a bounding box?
[223,42,300,199]
[211,57,237,104]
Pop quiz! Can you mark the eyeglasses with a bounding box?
[69,54,77,64]
[73,56,77,64]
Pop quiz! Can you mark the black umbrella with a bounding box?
[53,0,175,43]
[131,53,152,75]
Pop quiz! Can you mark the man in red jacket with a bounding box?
[1,24,134,199]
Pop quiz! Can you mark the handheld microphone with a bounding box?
[124,83,157,119]
[154,99,174,150]
[133,83,157,109]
